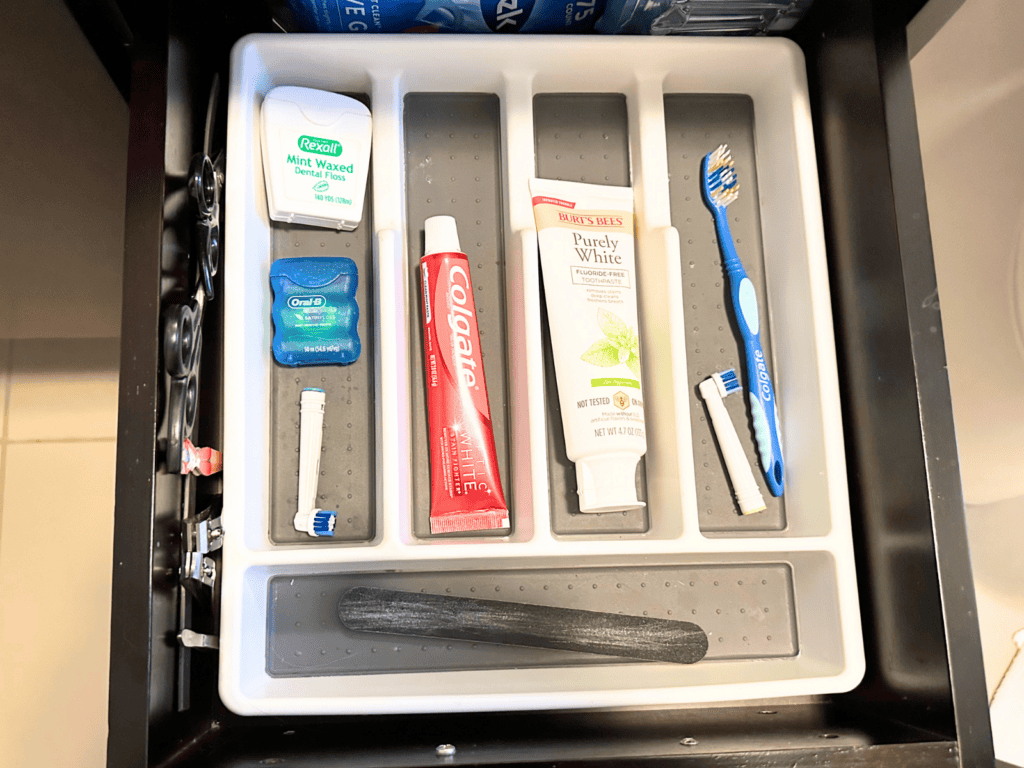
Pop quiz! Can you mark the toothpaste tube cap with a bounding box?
[575,453,646,513]
[425,215,461,255]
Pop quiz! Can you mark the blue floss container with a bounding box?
[270,257,360,366]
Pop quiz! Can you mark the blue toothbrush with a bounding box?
[700,144,784,497]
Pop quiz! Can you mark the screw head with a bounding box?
[680,737,698,746]
[436,744,456,758]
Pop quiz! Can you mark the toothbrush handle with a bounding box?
[716,215,785,497]
[298,389,326,514]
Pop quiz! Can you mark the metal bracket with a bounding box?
[184,554,217,588]
[190,514,224,554]
[182,513,222,589]
[178,629,219,650]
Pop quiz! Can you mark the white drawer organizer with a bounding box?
[222,35,863,715]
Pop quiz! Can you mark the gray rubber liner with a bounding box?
[267,563,797,676]
[268,93,376,545]
[404,94,511,538]
[534,94,650,536]
[664,94,786,533]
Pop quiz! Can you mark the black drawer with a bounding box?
[100,0,995,765]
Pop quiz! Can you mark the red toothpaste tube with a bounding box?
[419,216,509,534]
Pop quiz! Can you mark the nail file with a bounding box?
[337,587,709,664]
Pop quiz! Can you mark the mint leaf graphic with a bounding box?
[623,326,639,356]
[581,339,621,367]
[598,308,629,343]
[627,352,641,377]
[582,309,642,373]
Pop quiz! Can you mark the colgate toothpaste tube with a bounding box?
[420,216,510,534]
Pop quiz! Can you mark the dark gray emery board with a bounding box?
[267,564,798,676]
[338,587,709,664]
[664,94,786,533]
[269,99,376,545]
[533,94,650,536]
[404,94,511,538]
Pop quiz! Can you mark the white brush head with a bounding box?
[295,388,335,537]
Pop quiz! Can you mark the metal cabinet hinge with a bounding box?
[179,629,219,650]
[182,513,223,589]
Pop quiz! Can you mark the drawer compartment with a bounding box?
[220,35,862,716]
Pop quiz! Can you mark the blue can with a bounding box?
[284,0,605,34]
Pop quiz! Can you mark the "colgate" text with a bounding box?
[447,265,479,388]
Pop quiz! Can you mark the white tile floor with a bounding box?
[964,496,1024,699]
[6,339,120,442]
[0,1,126,766]
[912,1,1024,763]
[0,0,127,341]
[0,437,117,768]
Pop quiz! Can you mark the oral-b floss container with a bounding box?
[260,86,372,230]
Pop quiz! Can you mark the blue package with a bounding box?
[594,0,664,33]
[270,257,360,367]
[595,0,815,35]
[284,0,605,34]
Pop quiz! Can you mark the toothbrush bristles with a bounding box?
[705,144,740,207]
[718,368,740,392]
[312,509,336,537]
[713,368,741,397]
